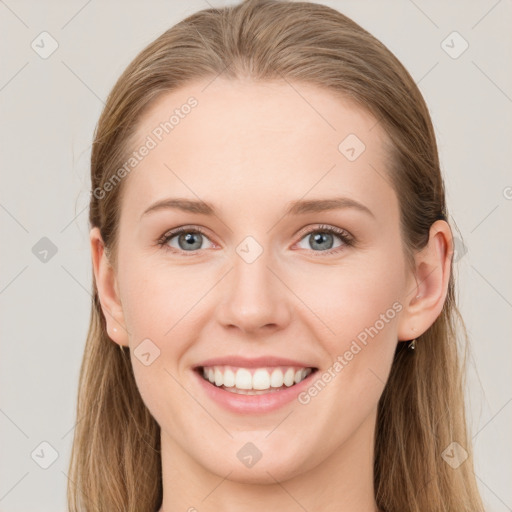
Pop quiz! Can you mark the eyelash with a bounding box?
[156,224,354,256]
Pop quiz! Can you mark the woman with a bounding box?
[67,0,485,510]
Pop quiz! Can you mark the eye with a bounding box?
[157,224,354,256]
[157,226,215,254]
[295,224,354,254]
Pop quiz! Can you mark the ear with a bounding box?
[397,220,454,342]
[90,226,129,347]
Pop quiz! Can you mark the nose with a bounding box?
[215,245,293,335]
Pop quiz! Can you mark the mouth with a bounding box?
[193,365,318,414]
[194,365,319,395]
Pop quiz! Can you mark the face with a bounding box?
[97,78,421,484]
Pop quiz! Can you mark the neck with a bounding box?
[157,411,379,512]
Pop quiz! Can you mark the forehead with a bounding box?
[134,77,384,159]
[121,78,396,224]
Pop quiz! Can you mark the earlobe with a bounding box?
[397,220,453,341]
[89,227,130,347]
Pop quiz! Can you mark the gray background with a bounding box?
[1,1,511,510]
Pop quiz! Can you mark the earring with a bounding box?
[408,339,416,350]
[113,327,118,333]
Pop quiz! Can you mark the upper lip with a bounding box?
[194,355,318,369]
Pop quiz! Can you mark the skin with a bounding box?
[90,78,453,512]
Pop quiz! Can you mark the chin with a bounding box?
[201,450,311,485]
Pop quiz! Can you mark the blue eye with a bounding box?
[157,226,214,253]
[295,224,353,254]
[157,224,354,256]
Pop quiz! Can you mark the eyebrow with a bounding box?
[140,196,375,220]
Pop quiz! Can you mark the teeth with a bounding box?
[253,369,270,390]
[270,369,284,388]
[283,368,295,386]
[235,368,252,389]
[223,368,235,387]
[201,365,313,391]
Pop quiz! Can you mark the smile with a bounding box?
[193,365,319,413]
[199,365,314,394]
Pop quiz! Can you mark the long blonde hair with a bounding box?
[68,1,485,510]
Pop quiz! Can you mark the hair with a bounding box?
[67,0,485,510]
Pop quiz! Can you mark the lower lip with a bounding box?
[192,368,318,414]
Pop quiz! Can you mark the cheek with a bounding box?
[122,265,197,431]
[118,259,213,402]
[117,262,196,418]
[295,251,404,406]
[298,254,404,345]
[119,256,210,340]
